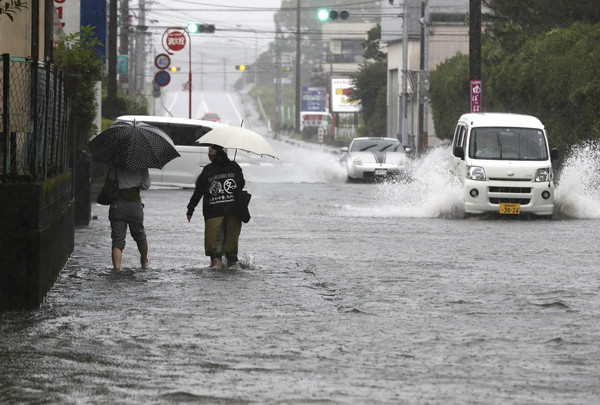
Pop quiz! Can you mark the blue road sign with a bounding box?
[302,87,326,112]
[154,70,171,87]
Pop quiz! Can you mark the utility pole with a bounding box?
[119,0,129,93]
[469,0,482,112]
[275,39,282,137]
[401,0,409,146]
[106,0,117,116]
[294,0,301,133]
[135,0,147,104]
[419,0,430,152]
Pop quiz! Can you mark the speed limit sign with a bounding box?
[154,53,171,70]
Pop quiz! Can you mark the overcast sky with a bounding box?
[132,0,283,66]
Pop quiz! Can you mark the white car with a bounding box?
[116,115,227,188]
[340,137,411,182]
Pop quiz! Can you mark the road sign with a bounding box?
[117,55,128,74]
[154,53,171,70]
[471,80,482,113]
[166,31,186,52]
[302,87,326,112]
[154,70,171,87]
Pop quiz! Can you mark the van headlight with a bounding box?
[467,166,486,181]
[535,168,552,182]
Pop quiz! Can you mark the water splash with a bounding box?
[244,138,346,184]
[555,140,600,219]
[340,146,464,218]
[378,146,464,218]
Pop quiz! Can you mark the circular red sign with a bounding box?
[166,31,186,52]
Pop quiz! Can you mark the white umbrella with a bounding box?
[197,126,279,159]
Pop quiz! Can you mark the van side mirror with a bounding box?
[550,148,559,161]
[453,145,465,159]
[340,147,348,153]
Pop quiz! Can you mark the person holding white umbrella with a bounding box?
[186,145,247,269]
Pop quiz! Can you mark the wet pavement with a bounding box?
[2,134,600,404]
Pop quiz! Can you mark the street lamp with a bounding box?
[228,39,248,88]
[236,24,258,62]
[227,38,248,64]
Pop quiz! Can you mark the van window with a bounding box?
[143,122,212,146]
[469,127,548,160]
[452,125,466,154]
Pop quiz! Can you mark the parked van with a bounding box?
[116,115,227,188]
[450,113,558,217]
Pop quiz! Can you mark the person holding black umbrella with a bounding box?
[186,145,246,269]
[109,167,151,271]
[89,120,181,271]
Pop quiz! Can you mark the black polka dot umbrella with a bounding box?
[88,121,181,171]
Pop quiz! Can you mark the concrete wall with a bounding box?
[0,172,74,310]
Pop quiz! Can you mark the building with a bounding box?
[319,20,378,140]
[382,0,475,151]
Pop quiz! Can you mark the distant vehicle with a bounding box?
[340,137,411,182]
[116,115,227,188]
[201,112,221,122]
[450,112,558,217]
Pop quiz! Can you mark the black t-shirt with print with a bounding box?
[187,160,245,220]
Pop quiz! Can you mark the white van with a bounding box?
[450,113,558,217]
[116,115,227,188]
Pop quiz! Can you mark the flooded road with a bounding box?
[1,140,600,404]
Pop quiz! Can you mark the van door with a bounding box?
[451,123,468,183]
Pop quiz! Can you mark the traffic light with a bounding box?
[187,23,215,33]
[170,66,181,72]
[317,9,349,21]
[236,64,249,71]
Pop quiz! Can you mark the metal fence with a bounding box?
[1,54,71,183]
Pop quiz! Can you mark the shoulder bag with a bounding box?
[97,168,119,205]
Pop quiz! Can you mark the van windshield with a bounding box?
[469,127,548,160]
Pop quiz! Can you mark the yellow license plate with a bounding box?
[499,203,520,214]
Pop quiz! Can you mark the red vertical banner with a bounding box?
[471,80,482,113]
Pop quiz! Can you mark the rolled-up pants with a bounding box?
[204,215,241,262]
[109,200,146,251]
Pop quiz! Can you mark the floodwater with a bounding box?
[1,140,600,404]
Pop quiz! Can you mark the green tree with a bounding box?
[429,53,470,140]
[485,0,600,53]
[53,26,103,149]
[430,1,600,149]
[351,25,387,136]
[487,22,600,149]
[0,0,27,21]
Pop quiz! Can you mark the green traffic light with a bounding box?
[317,9,349,22]
[187,23,199,33]
[317,9,329,21]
